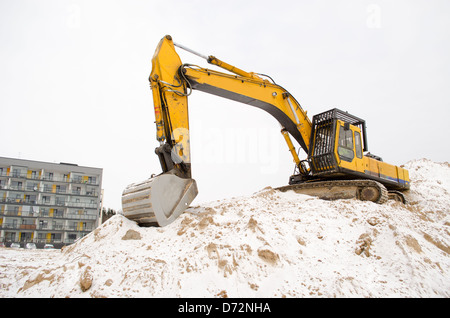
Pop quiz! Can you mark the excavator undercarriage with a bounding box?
[276,179,390,204]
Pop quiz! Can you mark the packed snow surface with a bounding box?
[1,159,449,297]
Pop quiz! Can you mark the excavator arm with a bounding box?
[149,36,192,178]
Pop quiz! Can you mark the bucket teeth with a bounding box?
[122,174,198,227]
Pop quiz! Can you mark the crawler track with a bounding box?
[276,179,389,204]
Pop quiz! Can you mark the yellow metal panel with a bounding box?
[52,184,56,193]
[379,163,397,182]
[404,169,410,183]
[370,158,379,176]
[396,166,405,184]
[49,208,54,217]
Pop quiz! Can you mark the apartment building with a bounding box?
[0,156,103,249]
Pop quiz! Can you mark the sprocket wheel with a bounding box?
[360,186,380,202]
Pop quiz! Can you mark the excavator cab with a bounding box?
[290,108,409,199]
[285,108,363,182]
[307,108,367,178]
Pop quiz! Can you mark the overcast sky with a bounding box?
[1,0,449,211]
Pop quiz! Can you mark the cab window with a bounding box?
[337,126,354,161]
[354,131,363,159]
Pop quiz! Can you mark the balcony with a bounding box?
[0,172,99,185]
[65,213,97,220]
[1,223,36,230]
[1,223,19,229]
[19,224,36,230]
[0,198,99,210]
[0,209,98,221]
[0,222,94,232]
[66,225,94,232]
[33,238,63,244]
[0,184,99,197]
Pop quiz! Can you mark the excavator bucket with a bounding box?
[121,174,198,227]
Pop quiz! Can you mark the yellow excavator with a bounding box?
[122,35,410,227]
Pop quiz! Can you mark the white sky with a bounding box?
[1,0,449,211]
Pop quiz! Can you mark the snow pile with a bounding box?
[1,158,449,297]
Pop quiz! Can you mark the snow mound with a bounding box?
[3,159,450,297]
[404,159,450,213]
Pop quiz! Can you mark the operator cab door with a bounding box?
[335,120,364,174]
